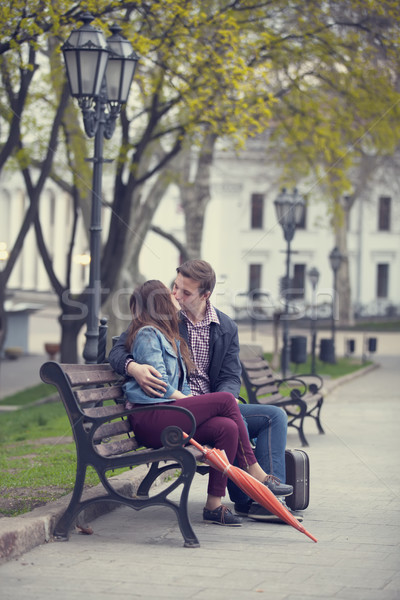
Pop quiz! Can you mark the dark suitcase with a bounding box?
[285,449,310,510]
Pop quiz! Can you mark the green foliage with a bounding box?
[3,1,400,185]
[268,1,400,203]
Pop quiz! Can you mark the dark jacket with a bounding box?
[108,308,242,397]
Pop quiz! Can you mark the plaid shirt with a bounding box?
[181,301,220,395]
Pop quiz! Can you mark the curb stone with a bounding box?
[0,464,173,564]
[323,361,379,394]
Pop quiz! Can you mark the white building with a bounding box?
[1,138,399,321]
[0,175,91,294]
[142,138,400,320]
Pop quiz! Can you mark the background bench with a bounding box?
[239,346,325,447]
[40,361,207,548]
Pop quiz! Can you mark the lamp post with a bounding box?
[274,187,305,377]
[328,246,343,364]
[308,267,320,375]
[62,13,138,363]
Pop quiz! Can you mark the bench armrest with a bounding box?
[275,377,307,397]
[293,373,324,393]
[89,402,197,448]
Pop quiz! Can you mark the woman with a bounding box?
[123,280,274,527]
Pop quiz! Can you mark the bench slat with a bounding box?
[83,404,128,418]
[64,367,122,387]
[75,385,124,405]
[96,437,141,457]
[93,419,132,441]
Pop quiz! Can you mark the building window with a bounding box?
[377,264,389,298]
[378,196,391,231]
[249,264,262,292]
[296,205,307,230]
[251,194,264,229]
[292,264,305,299]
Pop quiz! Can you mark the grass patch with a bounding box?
[350,320,400,332]
[239,354,372,401]
[0,440,100,516]
[0,396,130,517]
[263,353,372,379]
[0,401,71,443]
[0,383,56,407]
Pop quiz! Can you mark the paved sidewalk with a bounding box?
[0,355,399,599]
[0,354,47,400]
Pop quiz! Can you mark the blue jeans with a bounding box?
[227,403,288,505]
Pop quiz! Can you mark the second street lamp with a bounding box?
[274,187,306,377]
[328,246,343,365]
[62,13,138,364]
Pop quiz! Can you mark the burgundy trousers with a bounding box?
[128,392,257,497]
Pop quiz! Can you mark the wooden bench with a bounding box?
[39,361,207,548]
[240,355,325,447]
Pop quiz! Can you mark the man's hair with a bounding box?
[176,259,216,296]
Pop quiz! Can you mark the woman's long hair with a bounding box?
[125,280,194,372]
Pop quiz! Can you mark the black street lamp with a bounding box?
[62,13,138,363]
[274,187,305,377]
[328,246,343,364]
[308,267,320,375]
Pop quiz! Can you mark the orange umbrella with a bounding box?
[184,434,317,543]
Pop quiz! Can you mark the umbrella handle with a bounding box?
[182,431,207,454]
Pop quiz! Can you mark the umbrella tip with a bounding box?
[306,531,318,543]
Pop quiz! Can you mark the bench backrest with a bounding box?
[240,357,282,403]
[40,361,139,457]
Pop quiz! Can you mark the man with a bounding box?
[109,259,302,522]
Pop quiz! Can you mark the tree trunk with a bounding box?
[58,293,87,363]
[333,197,354,326]
[179,133,218,259]
[59,319,83,363]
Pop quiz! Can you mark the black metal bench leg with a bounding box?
[54,464,87,540]
[315,415,325,434]
[288,413,309,447]
[315,401,325,434]
[297,420,309,447]
[136,461,162,497]
[175,501,200,548]
[172,455,200,548]
[306,400,325,434]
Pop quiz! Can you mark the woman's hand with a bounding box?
[170,390,189,399]
[127,362,167,397]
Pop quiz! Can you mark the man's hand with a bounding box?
[127,362,167,397]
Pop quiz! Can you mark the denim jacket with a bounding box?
[109,307,241,397]
[122,326,191,404]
